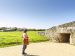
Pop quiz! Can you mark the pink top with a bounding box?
[22,33,28,39]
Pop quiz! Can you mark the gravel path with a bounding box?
[0,42,75,56]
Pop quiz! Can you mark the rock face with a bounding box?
[45,26,75,45]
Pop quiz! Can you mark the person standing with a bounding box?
[22,29,29,54]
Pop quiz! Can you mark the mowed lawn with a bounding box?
[0,31,49,47]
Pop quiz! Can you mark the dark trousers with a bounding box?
[22,45,27,53]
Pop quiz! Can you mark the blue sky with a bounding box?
[0,0,75,29]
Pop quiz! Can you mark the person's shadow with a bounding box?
[23,54,39,56]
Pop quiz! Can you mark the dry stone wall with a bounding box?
[45,27,75,45]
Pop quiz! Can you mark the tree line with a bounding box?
[0,27,45,32]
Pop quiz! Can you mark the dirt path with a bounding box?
[0,42,75,56]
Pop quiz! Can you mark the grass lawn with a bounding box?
[0,31,49,47]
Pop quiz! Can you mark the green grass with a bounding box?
[0,31,49,48]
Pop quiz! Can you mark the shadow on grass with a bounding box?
[0,42,22,48]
